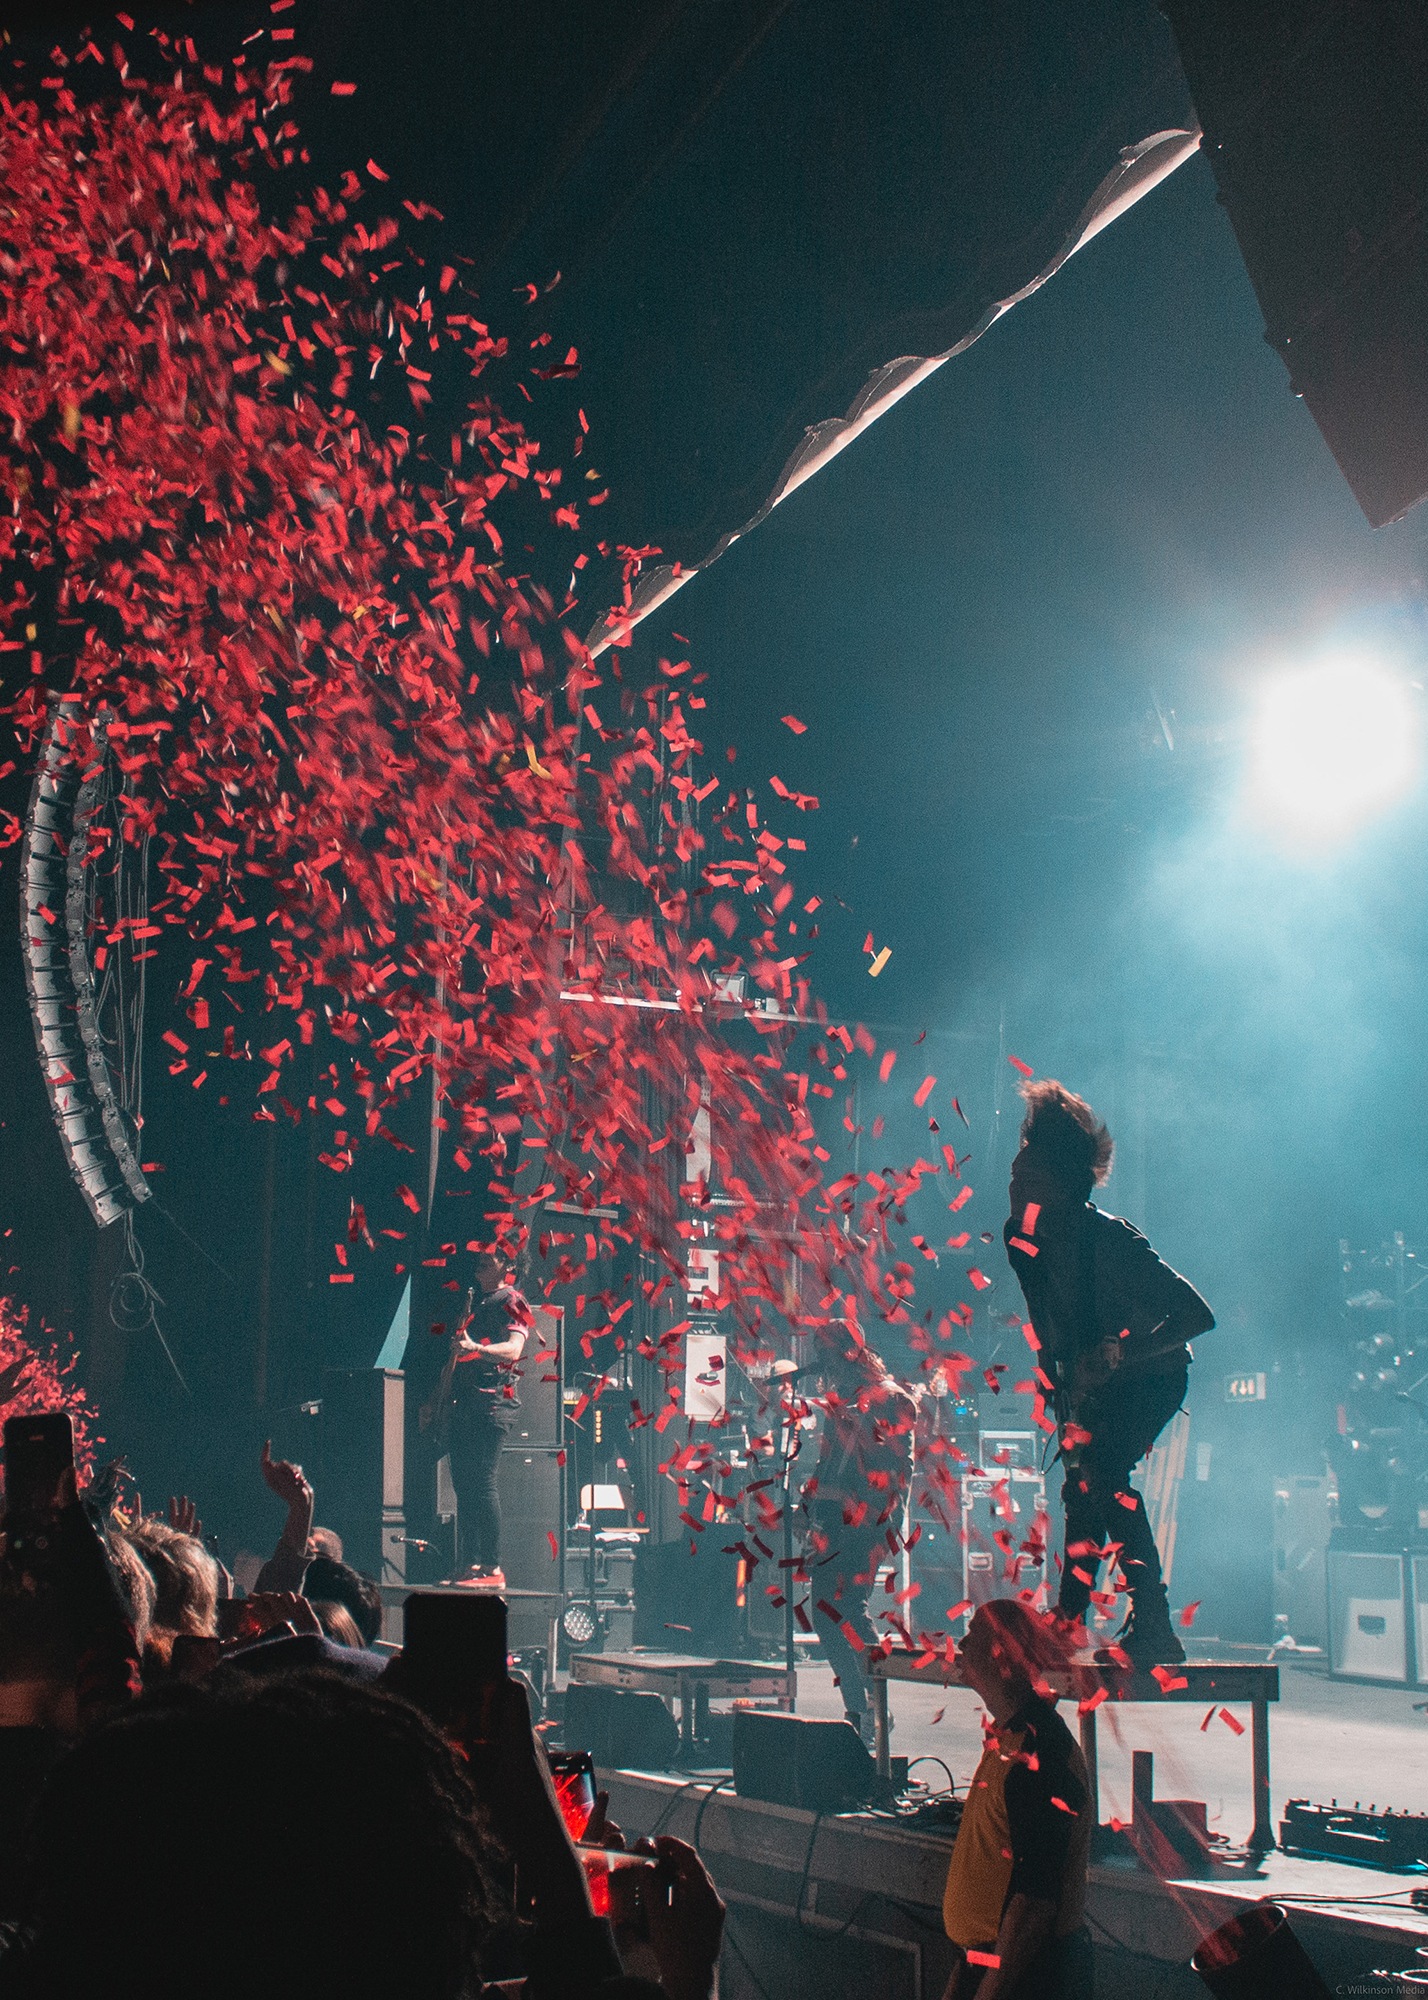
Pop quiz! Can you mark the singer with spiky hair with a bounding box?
[1005,1081,1214,1667]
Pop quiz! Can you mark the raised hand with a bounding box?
[168,1494,202,1540]
[260,1440,313,1518]
[239,1591,323,1639]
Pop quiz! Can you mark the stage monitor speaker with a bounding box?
[497,1445,563,1593]
[1162,0,1428,526]
[1327,1548,1409,1682]
[319,1369,405,1587]
[512,1306,563,1448]
[561,1683,679,1772]
[732,1710,877,1814]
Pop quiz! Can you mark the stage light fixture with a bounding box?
[1248,652,1420,843]
[562,1602,597,1646]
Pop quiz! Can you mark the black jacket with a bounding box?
[1004,1203,1213,1413]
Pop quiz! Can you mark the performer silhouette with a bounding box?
[801,1333,917,1738]
[1004,1081,1213,1666]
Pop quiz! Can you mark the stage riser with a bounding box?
[600,1772,1423,2000]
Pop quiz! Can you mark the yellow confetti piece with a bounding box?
[524,740,552,778]
[62,400,81,443]
[868,946,891,978]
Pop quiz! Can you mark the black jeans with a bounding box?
[1057,1363,1187,1624]
[448,1402,515,1569]
[805,1504,882,1720]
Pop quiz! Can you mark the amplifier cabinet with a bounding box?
[320,1368,406,1589]
[499,1445,564,1597]
[1327,1549,1410,1682]
[510,1305,563,1448]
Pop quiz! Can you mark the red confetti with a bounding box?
[780,715,807,734]
[913,1074,936,1108]
[1008,1055,1034,1077]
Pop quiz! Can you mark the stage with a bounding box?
[585,1652,1428,1999]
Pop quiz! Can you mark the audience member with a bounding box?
[308,1525,344,1562]
[940,1601,1091,2000]
[308,1598,365,1649]
[104,1529,155,1653]
[301,1553,382,1646]
[127,1516,219,1671]
[254,1439,316,1594]
[0,1669,707,2000]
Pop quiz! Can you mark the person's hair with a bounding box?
[18,1671,501,2000]
[1017,1079,1113,1193]
[307,1525,344,1564]
[309,1599,364,1650]
[105,1529,156,1649]
[301,1555,381,1647]
[972,1598,1071,1684]
[128,1519,219,1643]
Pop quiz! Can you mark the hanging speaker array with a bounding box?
[20,699,150,1228]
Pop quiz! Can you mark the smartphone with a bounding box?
[577,1847,660,1934]
[398,1591,509,1751]
[403,1591,508,1692]
[548,1748,597,1841]
[4,1413,74,1520]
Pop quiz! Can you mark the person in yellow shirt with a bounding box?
[941,1600,1093,2000]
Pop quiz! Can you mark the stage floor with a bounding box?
[797,1645,1428,1888]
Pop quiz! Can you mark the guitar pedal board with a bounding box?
[1279,1798,1428,1871]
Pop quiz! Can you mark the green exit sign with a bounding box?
[1225,1372,1267,1402]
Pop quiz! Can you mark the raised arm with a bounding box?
[252,1440,314,1596]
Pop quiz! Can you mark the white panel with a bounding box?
[1328,1550,1407,1681]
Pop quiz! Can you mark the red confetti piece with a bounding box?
[1179,1600,1201,1628]
[330,82,358,97]
[780,715,807,734]
[968,1268,991,1291]
[1008,1055,1034,1077]
[547,1530,559,1561]
[878,1049,897,1083]
[966,1952,1001,1970]
[913,1074,936,1108]
[366,157,390,181]
[949,1185,974,1212]
[1218,1707,1245,1735]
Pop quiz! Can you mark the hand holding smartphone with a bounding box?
[3,1413,76,1575]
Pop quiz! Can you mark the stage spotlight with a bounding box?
[562,1601,597,1647]
[1249,652,1420,842]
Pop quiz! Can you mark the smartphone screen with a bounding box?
[547,1749,597,1840]
[4,1413,74,1520]
[399,1591,509,1752]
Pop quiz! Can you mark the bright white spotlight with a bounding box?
[1249,652,1421,841]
